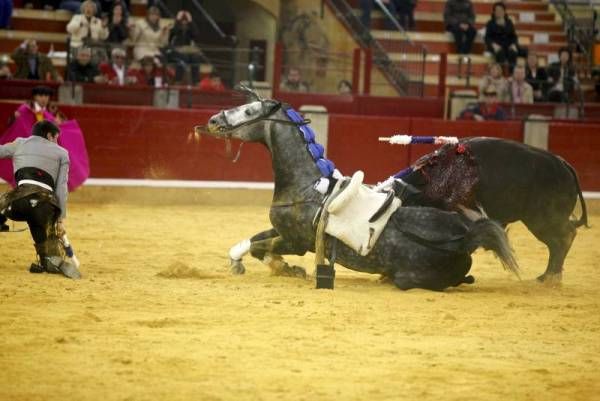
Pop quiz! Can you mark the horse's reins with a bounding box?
[194,102,311,163]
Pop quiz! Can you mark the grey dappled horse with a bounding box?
[200,89,519,291]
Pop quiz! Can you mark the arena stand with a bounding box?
[1,0,599,194]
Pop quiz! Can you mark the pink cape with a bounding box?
[0,104,90,191]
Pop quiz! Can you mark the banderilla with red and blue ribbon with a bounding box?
[373,135,459,192]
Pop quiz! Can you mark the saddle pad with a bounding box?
[325,171,401,256]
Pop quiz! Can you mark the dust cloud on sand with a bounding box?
[1,198,599,401]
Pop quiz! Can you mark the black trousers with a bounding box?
[488,44,518,65]
[447,24,477,54]
[5,194,58,245]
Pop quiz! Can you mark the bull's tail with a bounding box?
[466,219,520,278]
[562,159,589,229]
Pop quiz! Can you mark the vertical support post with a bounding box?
[352,48,361,95]
[363,48,372,95]
[273,42,283,95]
[437,52,447,98]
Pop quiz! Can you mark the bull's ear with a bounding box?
[235,84,262,102]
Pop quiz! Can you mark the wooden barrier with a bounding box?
[0,100,598,190]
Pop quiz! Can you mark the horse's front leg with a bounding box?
[228,228,308,278]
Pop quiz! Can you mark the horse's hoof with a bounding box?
[291,265,307,279]
[537,272,562,287]
[230,259,246,275]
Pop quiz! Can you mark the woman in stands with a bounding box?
[478,62,508,101]
[130,6,170,62]
[484,2,520,66]
[106,3,131,50]
[66,0,109,57]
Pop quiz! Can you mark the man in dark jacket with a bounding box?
[67,46,106,83]
[525,51,548,101]
[166,10,206,85]
[444,0,477,54]
[0,120,80,279]
[12,39,62,82]
[547,47,577,103]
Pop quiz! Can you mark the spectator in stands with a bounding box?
[106,3,131,48]
[525,51,548,102]
[67,46,106,83]
[167,10,205,85]
[484,2,520,66]
[134,55,173,87]
[99,0,129,15]
[99,47,137,85]
[396,0,417,31]
[0,58,13,80]
[199,71,226,92]
[459,85,507,121]
[478,62,507,100]
[130,6,170,61]
[547,47,577,103]
[505,65,533,104]
[444,0,476,55]
[66,0,109,56]
[337,79,353,95]
[359,0,402,30]
[12,40,63,82]
[0,0,12,29]
[279,67,309,92]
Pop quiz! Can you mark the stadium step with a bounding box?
[10,8,70,33]
[0,30,68,53]
[346,0,550,13]
[365,11,564,32]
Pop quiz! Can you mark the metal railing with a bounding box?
[551,0,595,76]
[324,0,426,97]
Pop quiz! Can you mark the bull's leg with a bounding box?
[526,221,576,284]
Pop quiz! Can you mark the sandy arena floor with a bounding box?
[0,190,599,401]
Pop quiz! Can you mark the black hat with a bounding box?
[31,86,53,97]
[32,120,60,138]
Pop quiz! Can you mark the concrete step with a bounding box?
[364,11,564,32]
[10,8,70,33]
[373,31,566,55]
[347,0,550,12]
[0,30,68,53]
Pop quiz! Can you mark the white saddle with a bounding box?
[325,171,401,256]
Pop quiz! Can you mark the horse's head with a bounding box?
[201,85,282,143]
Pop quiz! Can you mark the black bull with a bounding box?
[397,137,588,282]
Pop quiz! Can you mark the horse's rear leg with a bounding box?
[526,220,576,284]
[393,254,473,291]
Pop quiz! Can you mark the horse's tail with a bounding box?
[561,158,589,229]
[466,219,520,278]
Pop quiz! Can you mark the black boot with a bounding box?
[0,213,8,232]
[33,239,81,279]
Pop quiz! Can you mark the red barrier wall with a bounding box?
[548,122,600,191]
[0,101,274,182]
[1,101,598,190]
[328,115,411,183]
